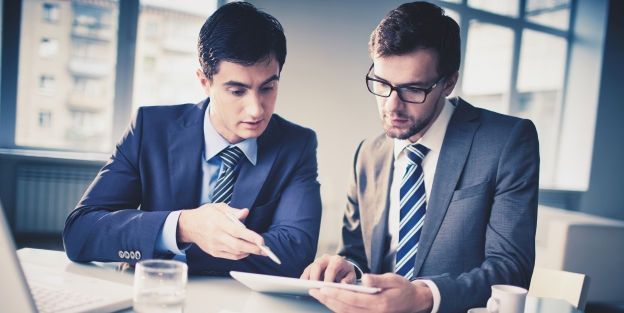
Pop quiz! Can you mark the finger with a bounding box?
[340,271,357,284]
[324,256,347,283]
[318,287,374,312]
[308,261,327,281]
[211,250,250,260]
[324,261,338,282]
[222,219,265,247]
[228,207,249,220]
[361,273,404,288]
[300,265,312,280]
[220,233,263,255]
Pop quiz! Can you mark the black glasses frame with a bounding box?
[365,64,445,104]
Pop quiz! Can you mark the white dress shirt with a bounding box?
[385,98,456,313]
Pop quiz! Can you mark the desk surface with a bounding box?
[17,248,583,313]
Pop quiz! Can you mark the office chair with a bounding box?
[528,267,591,311]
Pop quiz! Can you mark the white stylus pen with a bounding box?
[225,211,282,265]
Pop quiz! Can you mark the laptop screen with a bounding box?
[0,200,38,312]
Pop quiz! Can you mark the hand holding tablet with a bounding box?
[230,271,381,297]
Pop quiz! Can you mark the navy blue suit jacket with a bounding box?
[63,99,322,277]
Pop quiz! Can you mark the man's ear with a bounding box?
[196,69,211,97]
[443,71,459,97]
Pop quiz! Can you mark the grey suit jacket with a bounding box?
[337,98,539,312]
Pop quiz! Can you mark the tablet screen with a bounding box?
[230,271,381,297]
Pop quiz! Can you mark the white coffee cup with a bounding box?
[486,285,527,313]
[468,308,489,313]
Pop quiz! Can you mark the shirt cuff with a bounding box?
[343,258,364,279]
[416,279,441,313]
[155,210,191,256]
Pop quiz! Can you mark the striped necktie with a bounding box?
[211,146,244,204]
[396,143,429,280]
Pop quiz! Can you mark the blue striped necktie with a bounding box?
[211,146,244,204]
[396,143,429,280]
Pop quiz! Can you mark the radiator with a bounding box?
[15,165,99,233]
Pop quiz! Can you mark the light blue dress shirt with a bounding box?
[154,105,257,259]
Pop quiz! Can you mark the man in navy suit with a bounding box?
[302,2,539,312]
[63,2,322,278]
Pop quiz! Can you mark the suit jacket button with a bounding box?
[123,251,130,259]
[130,251,135,259]
[118,251,124,258]
[135,251,141,260]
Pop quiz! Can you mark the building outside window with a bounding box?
[14,0,217,153]
[16,0,119,152]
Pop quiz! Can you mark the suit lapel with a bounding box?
[168,100,208,210]
[229,117,283,211]
[413,98,481,275]
[365,136,394,274]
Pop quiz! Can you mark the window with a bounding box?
[433,0,575,186]
[42,2,60,23]
[462,21,514,113]
[39,75,55,93]
[16,0,119,151]
[132,1,216,111]
[39,112,52,127]
[12,0,219,152]
[525,0,571,30]
[39,38,59,58]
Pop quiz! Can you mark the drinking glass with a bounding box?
[133,260,188,313]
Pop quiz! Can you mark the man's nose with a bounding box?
[245,93,264,118]
[384,89,403,112]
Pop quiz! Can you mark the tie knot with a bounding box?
[405,144,429,166]
[219,146,244,169]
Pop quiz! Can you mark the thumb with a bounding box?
[361,273,402,288]
[232,208,249,220]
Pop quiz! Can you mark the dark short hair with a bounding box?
[369,1,460,78]
[198,2,287,81]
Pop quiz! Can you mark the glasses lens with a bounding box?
[398,87,426,103]
[367,79,391,96]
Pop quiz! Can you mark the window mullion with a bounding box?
[504,25,523,116]
[112,0,139,145]
[455,13,470,99]
[0,0,21,148]
[550,0,578,182]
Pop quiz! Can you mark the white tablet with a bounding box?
[230,271,381,297]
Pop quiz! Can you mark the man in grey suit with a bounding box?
[301,2,539,312]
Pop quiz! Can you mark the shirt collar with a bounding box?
[393,97,456,158]
[204,105,257,165]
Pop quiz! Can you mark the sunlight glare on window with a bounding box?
[468,0,519,17]
[462,21,514,113]
[525,0,570,30]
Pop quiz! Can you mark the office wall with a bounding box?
[246,0,407,253]
[579,0,624,220]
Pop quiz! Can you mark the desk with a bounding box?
[17,249,584,313]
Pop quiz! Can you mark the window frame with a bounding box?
[0,0,228,156]
[431,0,577,185]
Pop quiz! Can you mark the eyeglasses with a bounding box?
[365,64,445,104]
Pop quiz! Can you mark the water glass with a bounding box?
[133,260,188,313]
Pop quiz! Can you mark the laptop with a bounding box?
[0,199,134,313]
